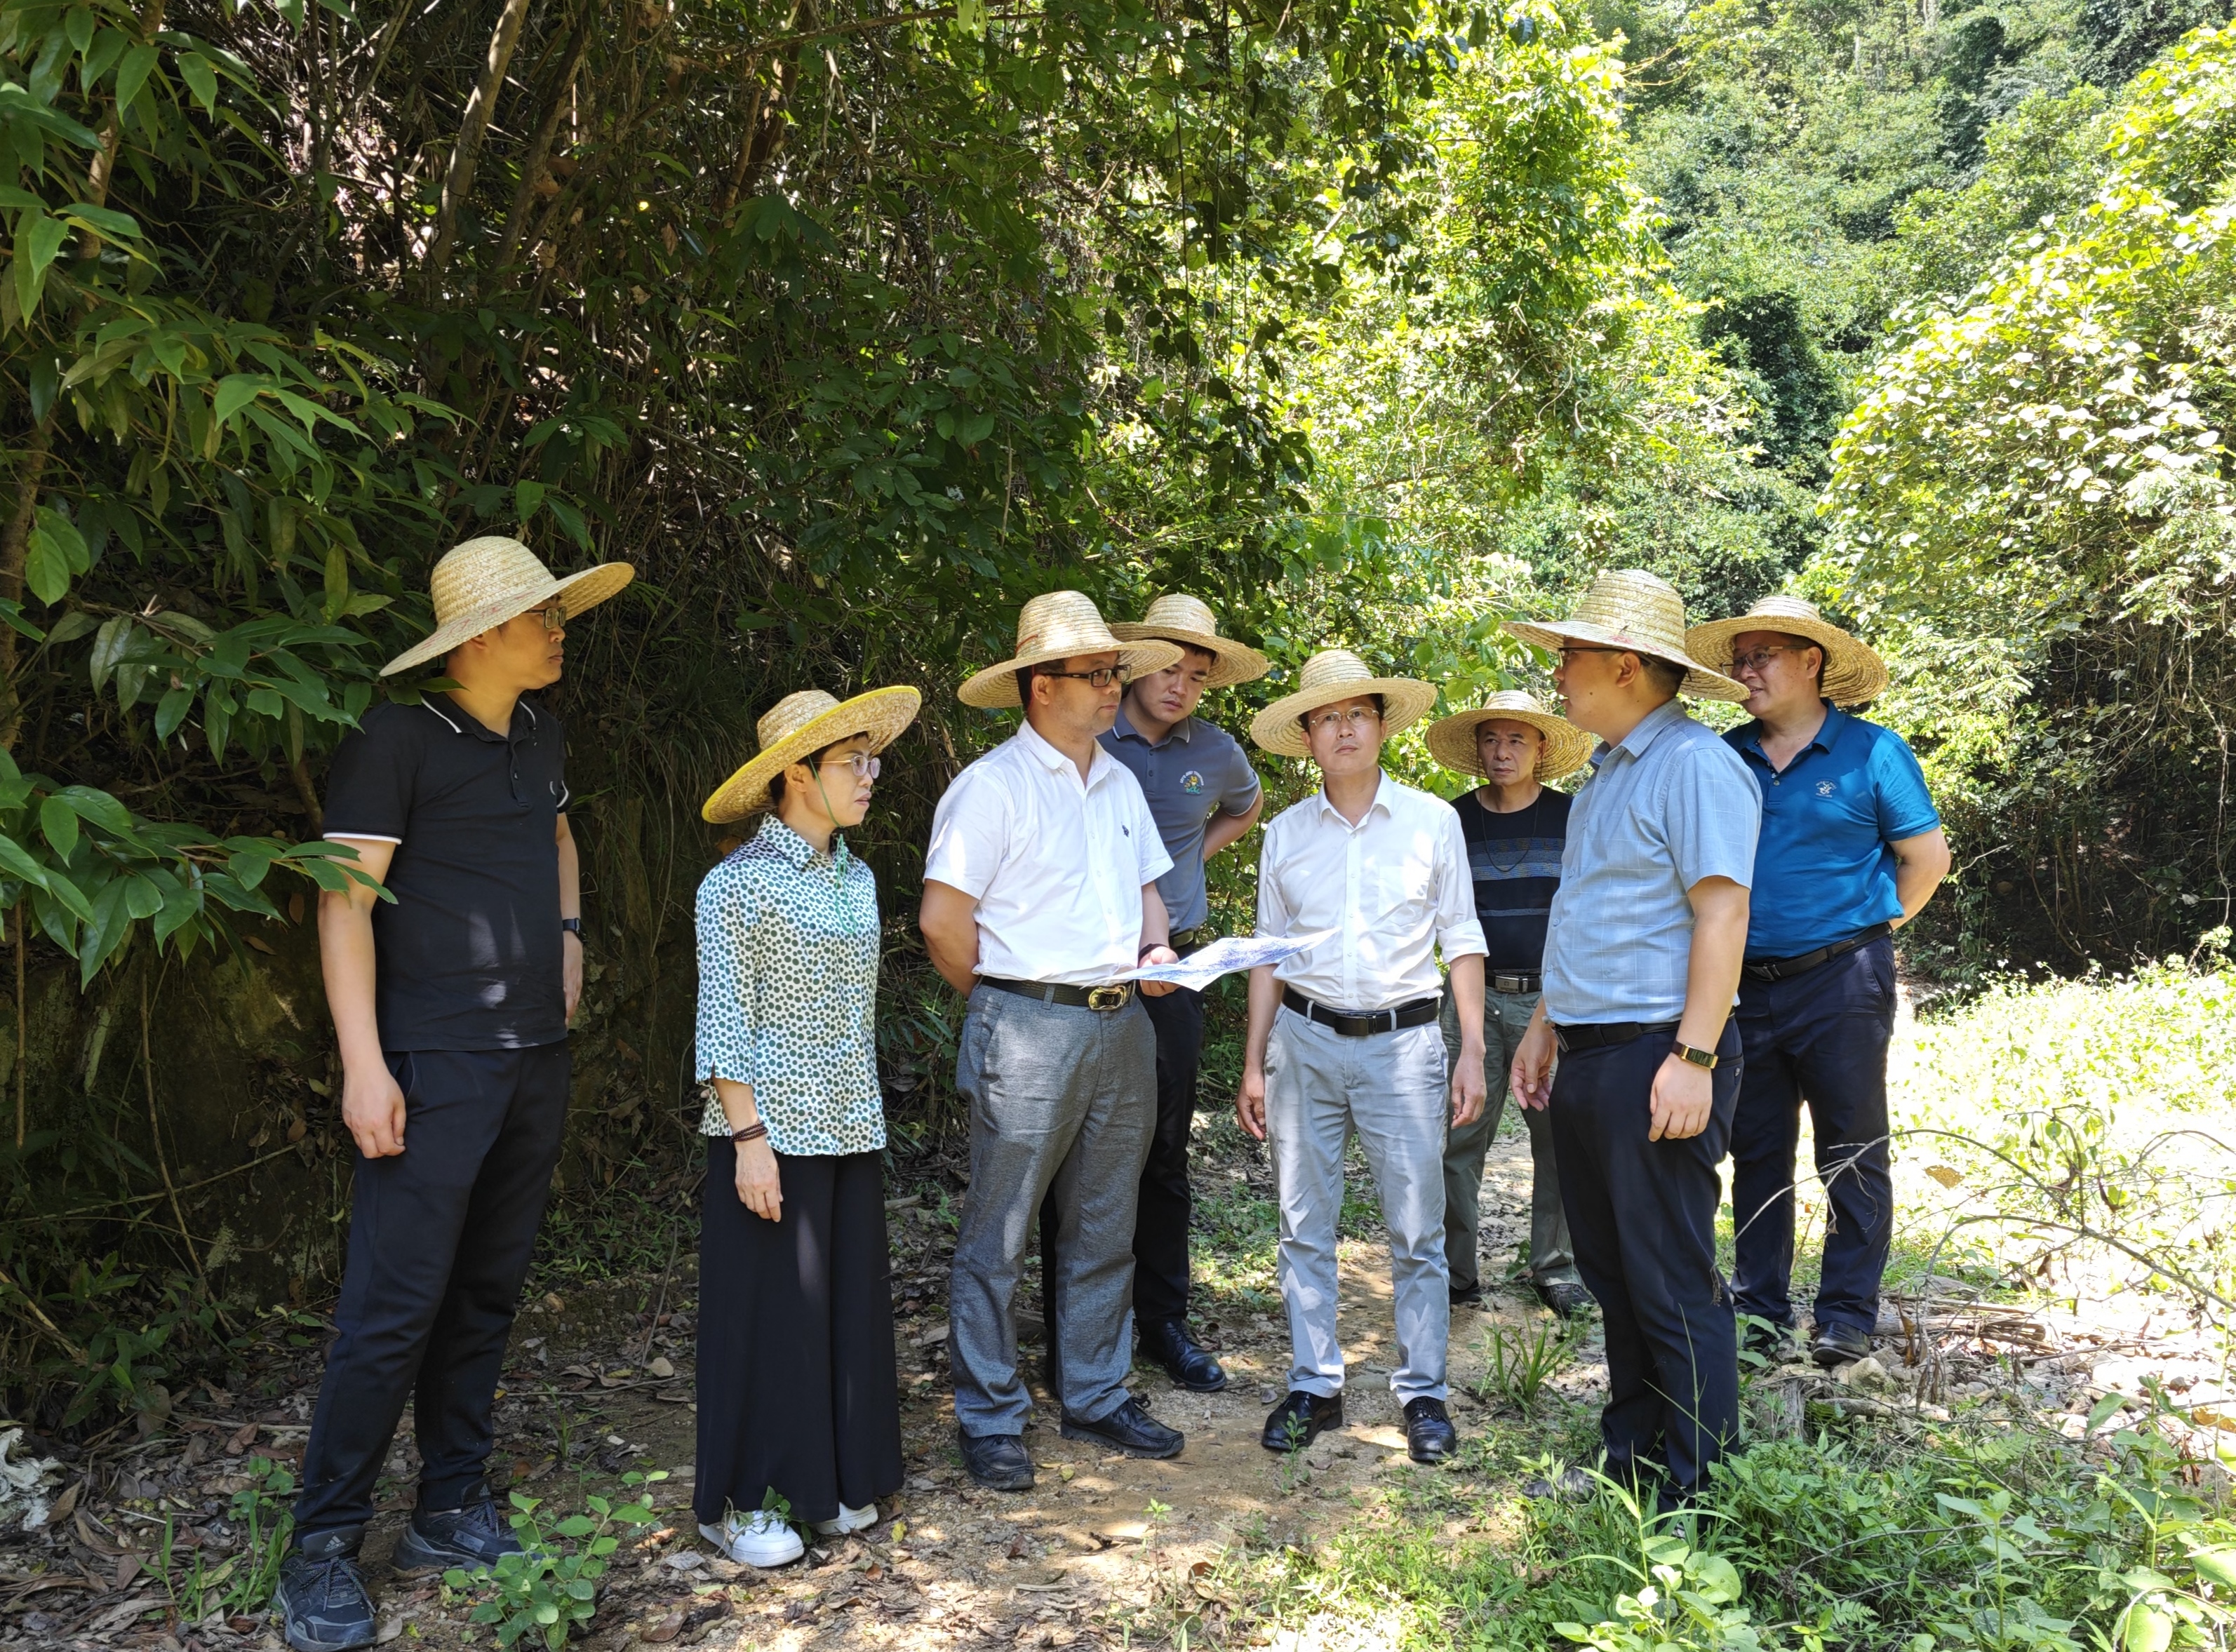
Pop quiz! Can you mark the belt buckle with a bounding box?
[1087,985,1130,1012]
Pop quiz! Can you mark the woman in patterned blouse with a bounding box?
[692,686,919,1569]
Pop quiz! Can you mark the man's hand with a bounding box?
[735,1137,783,1221]
[563,932,583,1023]
[342,1063,408,1158]
[1450,1037,1487,1127]
[1649,1055,1713,1141]
[1511,1014,1557,1111]
[1236,1063,1268,1141]
[1137,944,1179,998]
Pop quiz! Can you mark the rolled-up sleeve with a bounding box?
[1431,802,1488,961]
[694,864,760,1084]
[1665,744,1762,892]
[924,768,1007,898]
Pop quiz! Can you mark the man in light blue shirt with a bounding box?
[1507,570,1760,1514]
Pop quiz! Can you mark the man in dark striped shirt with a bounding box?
[1426,693,1595,1317]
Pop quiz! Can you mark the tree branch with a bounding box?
[425,0,542,281]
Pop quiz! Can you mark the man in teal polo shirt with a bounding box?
[1689,596,1950,1369]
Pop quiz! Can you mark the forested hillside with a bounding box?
[2,0,2232,1434]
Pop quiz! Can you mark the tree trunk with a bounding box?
[424,0,542,281]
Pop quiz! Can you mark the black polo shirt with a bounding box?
[323,694,570,1052]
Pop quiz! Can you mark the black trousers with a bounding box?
[1037,982,1201,1337]
[1729,937,1897,1338]
[296,1045,570,1542]
[1551,1020,1741,1507]
[695,1141,903,1528]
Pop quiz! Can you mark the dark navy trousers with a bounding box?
[1729,936,1896,1339]
[296,1044,570,1543]
[1551,1019,1741,1507]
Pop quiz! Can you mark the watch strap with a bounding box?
[1672,1041,1718,1070]
[561,917,583,940]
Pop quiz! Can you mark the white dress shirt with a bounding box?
[1256,772,1487,1012]
[924,719,1174,987]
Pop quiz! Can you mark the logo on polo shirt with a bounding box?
[1181,770,1204,794]
[1816,779,1836,797]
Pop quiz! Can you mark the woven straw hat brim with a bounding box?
[382,561,635,676]
[957,639,1183,709]
[1250,676,1440,758]
[1105,623,1269,688]
[1685,612,1890,707]
[701,686,922,823]
[1503,618,1748,703]
[1426,706,1595,781]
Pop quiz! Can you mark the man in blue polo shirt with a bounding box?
[1038,594,1265,1394]
[1689,596,1950,1369]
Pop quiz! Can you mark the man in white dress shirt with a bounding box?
[920,592,1189,1493]
[1234,649,1488,1465]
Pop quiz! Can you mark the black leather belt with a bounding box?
[1489,970,1541,995]
[1742,922,1892,984]
[980,977,1134,1012]
[1282,988,1439,1037]
[1553,1019,1679,1055]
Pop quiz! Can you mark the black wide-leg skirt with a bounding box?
[695,1141,904,1527]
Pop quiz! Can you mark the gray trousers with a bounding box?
[1264,1005,1450,1403]
[1440,986,1580,1291]
[950,986,1155,1436]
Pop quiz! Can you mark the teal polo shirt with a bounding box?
[1725,704,1940,961]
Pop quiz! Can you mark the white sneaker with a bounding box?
[812,1501,878,1537]
[699,1511,803,1568]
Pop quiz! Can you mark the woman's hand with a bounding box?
[735,1136,783,1221]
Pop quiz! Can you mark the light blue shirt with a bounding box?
[1541,698,1762,1026]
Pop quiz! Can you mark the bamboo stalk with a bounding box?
[425,0,542,279]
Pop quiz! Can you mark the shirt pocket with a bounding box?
[1363,849,1431,929]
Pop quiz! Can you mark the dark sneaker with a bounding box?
[1259,1390,1344,1453]
[1139,1319,1226,1393]
[1062,1397,1184,1459]
[274,1531,376,1652]
[1402,1397,1458,1465]
[391,1483,523,1575]
[1809,1320,1872,1368]
[1523,1465,1597,1503]
[1534,1281,1595,1319]
[958,1429,1034,1491]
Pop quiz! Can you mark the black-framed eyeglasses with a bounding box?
[1042,665,1133,690]
[1730,645,1802,675]
[819,752,882,781]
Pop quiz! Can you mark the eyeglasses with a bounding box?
[1730,645,1802,676]
[1555,645,1624,665]
[1306,706,1382,734]
[527,604,568,633]
[819,752,881,780]
[1041,666,1133,690]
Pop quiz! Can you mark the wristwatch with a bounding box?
[561,918,583,942]
[1672,1041,1718,1070]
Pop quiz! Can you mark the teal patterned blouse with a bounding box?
[694,817,886,1155]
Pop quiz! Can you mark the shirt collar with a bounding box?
[1736,700,1843,763]
[431,692,532,745]
[756,814,845,871]
[1112,704,1193,747]
[1314,769,1394,824]
[1600,697,1689,766]
[1019,717,1117,787]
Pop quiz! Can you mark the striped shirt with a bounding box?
[1453,788,1571,972]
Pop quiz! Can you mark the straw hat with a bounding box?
[1249,648,1440,758]
[1426,692,1595,781]
[1107,593,1268,689]
[701,686,922,823]
[1503,570,1747,701]
[1685,594,1889,708]
[957,591,1182,709]
[382,536,635,676]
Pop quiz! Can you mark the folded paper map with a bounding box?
[1111,929,1338,994]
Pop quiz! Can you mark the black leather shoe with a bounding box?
[1139,1319,1226,1392]
[1449,1280,1485,1308]
[1260,1390,1343,1453]
[1809,1320,1872,1367]
[1534,1281,1595,1318]
[274,1531,376,1652]
[1402,1397,1458,1464]
[958,1429,1035,1491]
[391,1482,523,1573]
[1062,1396,1184,1458]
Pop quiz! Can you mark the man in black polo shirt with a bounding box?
[1424,693,1594,1317]
[276,537,631,1652]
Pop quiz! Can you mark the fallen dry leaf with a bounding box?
[113,1554,141,1592]
[641,1609,685,1644]
[645,1355,676,1379]
[227,1422,259,1455]
[247,936,276,955]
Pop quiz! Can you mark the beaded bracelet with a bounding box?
[731,1120,769,1144]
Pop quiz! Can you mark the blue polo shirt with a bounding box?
[1725,704,1940,961]
[1098,704,1260,933]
